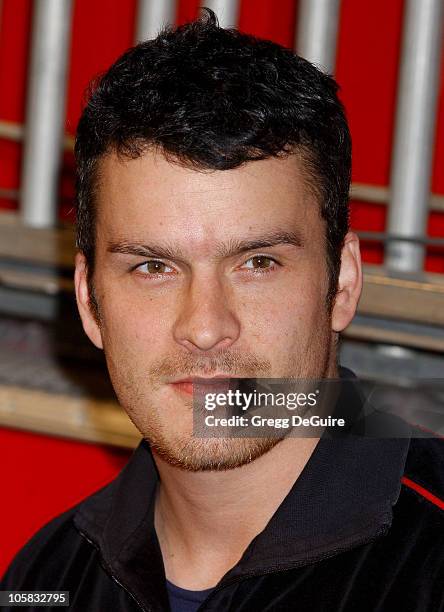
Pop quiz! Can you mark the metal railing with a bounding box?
[295,0,341,74]
[386,0,444,273]
[0,0,442,278]
[1,1,444,441]
[135,0,176,42]
[20,0,73,228]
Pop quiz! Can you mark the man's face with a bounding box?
[75,150,360,470]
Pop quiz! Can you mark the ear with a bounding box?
[74,252,104,349]
[331,232,362,332]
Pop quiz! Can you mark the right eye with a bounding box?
[135,260,175,275]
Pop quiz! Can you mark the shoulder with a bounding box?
[390,436,444,564]
[401,436,444,514]
[0,501,97,590]
[0,454,125,590]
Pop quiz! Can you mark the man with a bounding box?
[2,10,443,612]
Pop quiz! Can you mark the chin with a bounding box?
[147,435,284,472]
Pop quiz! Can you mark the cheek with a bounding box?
[253,267,326,319]
[239,276,328,353]
[98,289,175,361]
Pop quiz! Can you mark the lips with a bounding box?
[170,376,239,396]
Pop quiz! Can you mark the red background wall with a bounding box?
[0,428,131,575]
[0,0,443,576]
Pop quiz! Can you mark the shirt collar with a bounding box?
[73,375,411,610]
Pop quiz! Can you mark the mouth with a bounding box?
[170,376,241,396]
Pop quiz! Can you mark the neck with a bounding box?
[153,436,320,590]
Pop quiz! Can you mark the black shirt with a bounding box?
[1,391,443,610]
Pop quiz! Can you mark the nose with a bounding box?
[173,274,241,354]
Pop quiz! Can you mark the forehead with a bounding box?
[94,150,323,248]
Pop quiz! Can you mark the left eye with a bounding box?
[136,261,174,274]
[242,256,277,270]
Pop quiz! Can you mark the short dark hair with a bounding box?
[75,9,351,309]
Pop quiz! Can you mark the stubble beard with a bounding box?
[100,290,335,472]
[136,326,333,473]
[149,433,285,472]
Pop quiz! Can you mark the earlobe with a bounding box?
[74,252,104,350]
[331,232,363,333]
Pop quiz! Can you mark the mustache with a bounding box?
[148,351,271,380]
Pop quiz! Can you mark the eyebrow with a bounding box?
[107,230,304,261]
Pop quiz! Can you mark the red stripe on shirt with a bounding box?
[401,476,444,510]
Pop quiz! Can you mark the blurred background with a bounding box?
[0,0,443,574]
